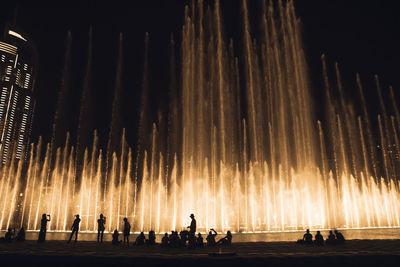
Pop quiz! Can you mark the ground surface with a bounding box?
[1,239,400,266]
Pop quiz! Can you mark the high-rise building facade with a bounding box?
[0,24,38,164]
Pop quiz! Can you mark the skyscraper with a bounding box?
[0,24,38,164]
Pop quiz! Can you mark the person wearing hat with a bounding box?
[187,214,196,237]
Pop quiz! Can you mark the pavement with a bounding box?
[1,239,400,266]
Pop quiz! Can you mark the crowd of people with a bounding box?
[0,213,232,249]
[1,213,347,248]
[297,229,345,245]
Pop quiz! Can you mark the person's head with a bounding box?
[140,231,144,236]
[190,214,195,219]
[100,213,103,219]
[227,230,231,236]
[7,228,11,232]
[164,232,168,237]
[123,217,127,222]
[209,231,212,235]
[42,214,46,219]
[317,231,320,234]
[306,229,309,233]
[329,230,333,234]
[114,229,118,234]
[20,227,24,231]
[334,230,338,234]
[76,214,80,218]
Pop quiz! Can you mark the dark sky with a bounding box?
[0,0,399,148]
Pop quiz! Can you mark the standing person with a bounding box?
[123,217,131,246]
[67,214,81,243]
[187,214,196,236]
[97,214,106,243]
[38,214,50,243]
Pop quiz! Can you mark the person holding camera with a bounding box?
[38,214,50,243]
[97,213,106,243]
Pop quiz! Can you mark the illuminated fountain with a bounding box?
[1,0,400,233]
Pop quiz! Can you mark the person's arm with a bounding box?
[212,229,217,236]
[48,215,51,221]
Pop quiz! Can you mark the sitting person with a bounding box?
[335,230,345,244]
[206,229,217,246]
[112,229,120,245]
[4,228,15,243]
[15,227,26,242]
[326,230,336,245]
[161,233,169,247]
[179,230,189,247]
[169,231,180,248]
[303,229,313,244]
[147,230,156,245]
[314,231,324,245]
[135,232,146,246]
[216,230,232,246]
[188,233,196,249]
[196,233,204,247]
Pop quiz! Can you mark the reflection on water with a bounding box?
[2,228,400,242]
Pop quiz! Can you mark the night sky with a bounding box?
[0,0,399,149]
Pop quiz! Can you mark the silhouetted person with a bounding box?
[314,231,324,245]
[335,230,345,244]
[303,229,313,244]
[4,228,15,242]
[188,214,196,236]
[169,231,179,247]
[123,218,131,246]
[147,230,156,245]
[161,233,169,247]
[135,232,145,246]
[179,230,189,246]
[188,233,196,249]
[97,214,106,243]
[326,230,336,245]
[16,227,25,242]
[38,214,50,243]
[67,214,81,243]
[206,229,217,246]
[112,229,120,245]
[217,230,232,246]
[196,233,204,247]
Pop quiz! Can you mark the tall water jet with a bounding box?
[76,26,94,169]
[51,31,72,151]
[105,33,124,198]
